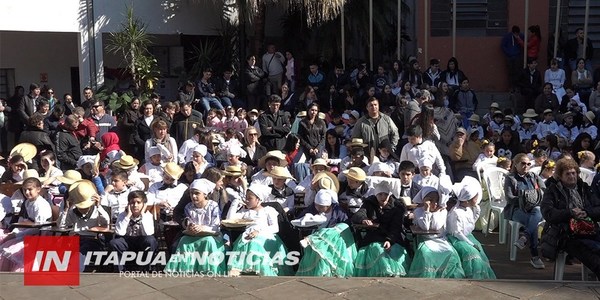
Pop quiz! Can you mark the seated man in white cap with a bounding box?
[339,167,369,216]
[147,162,187,218]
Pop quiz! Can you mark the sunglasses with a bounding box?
[520,162,532,166]
[248,133,258,136]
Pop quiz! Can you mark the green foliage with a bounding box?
[106,6,159,95]
[94,78,136,114]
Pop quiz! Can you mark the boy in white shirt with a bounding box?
[580,111,598,140]
[399,125,446,175]
[535,109,559,139]
[147,162,187,219]
[109,191,157,272]
[557,112,580,144]
[518,118,537,142]
[102,171,136,222]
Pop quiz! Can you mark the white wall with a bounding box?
[0,31,79,97]
[0,0,81,32]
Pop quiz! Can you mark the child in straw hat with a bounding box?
[147,162,187,217]
[264,166,295,213]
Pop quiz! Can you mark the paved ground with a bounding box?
[1,229,598,299]
[1,273,599,300]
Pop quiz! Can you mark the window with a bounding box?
[0,69,15,100]
[431,0,507,37]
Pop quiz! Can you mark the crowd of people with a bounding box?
[0,37,598,279]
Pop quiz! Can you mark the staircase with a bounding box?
[567,0,600,61]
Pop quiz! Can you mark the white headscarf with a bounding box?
[190,178,216,195]
[453,176,482,203]
[315,189,338,206]
[247,184,271,202]
[412,186,438,204]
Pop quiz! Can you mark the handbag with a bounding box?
[569,217,598,236]
[540,222,567,260]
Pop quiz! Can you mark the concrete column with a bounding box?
[77,0,103,102]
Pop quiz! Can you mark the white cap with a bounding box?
[350,110,360,119]
[227,145,247,158]
[342,113,350,120]
[76,155,96,169]
[417,156,434,168]
[192,144,208,157]
[148,146,161,157]
[374,181,392,195]
[190,178,215,195]
[314,189,337,206]
[247,184,271,203]
[368,162,392,176]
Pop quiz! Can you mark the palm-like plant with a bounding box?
[106,6,158,93]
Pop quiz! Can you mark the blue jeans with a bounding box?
[512,206,543,257]
[220,97,233,108]
[200,97,224,116]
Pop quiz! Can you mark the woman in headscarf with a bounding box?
[408,186,465,278]
[351,181,411,277]
[227,184,293,276]
[446,176,496,279]
[294,189,356,277]
[100,132,123,172]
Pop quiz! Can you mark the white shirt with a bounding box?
[147,182,188,207]
[535,121,559,139]
[184,200,221,232]
[145,137,179,164]
[229,206,279,238]
[446,204,481,246]
[101,188,134,218]
[400,140,446,174]
[581,123,598,140]
[140,162,165,187]
[58,205,110,237]
[114,211,155,236]
[13,197,52,238]
[414,207,447,239]
[178,138,200,164]
[413,174,440,189]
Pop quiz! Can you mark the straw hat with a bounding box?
[297,111,307,118]
[585,111,595,123]
[523,109,537,118]
[264,166,295,180]
[343,167,367,182]
[68,180,98,209]
[248,109,259,116]
[346,138,367,148]
[318,112,326,120]
[311,158,329,168]
[503,115,514,123]
[112,155,139,170]
[16,169,46,185]
[490,102,500,109]
[163,162,184,180]
[456,127,467,135]
[57,170,83,185]
[492,110,504,117]
[468,114,480,123]
[10,143,37,162]
[223,165,243,177]
[543,109,553,115]
[312,171,340,193]
[258,150,287,168]
[522,118,535,125]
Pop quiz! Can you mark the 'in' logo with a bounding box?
[24,236,80,286]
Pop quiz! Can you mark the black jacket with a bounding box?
[134,117,154,149]
[19,126,56,155]
[541,178,600,225]
[118,107,142,145]
[351,195,407,247]
[258,110,291,151]
[244,66,265,96]
[54,127,82,170]
[170,110,204,146]
[297,118,326,152]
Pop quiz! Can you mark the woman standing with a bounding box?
[541,158,600,279]
[298,102,326,162]
[504,153,546,269]
[243,55,266,110]
[134,100,156,161]
[118,97,142,155]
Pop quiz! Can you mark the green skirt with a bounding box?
[354,242,411,277]
[228,234,293,276]
[164,235,227,275]
[296,223,357,277]
[407,237,465,278]
[448,234,496,279]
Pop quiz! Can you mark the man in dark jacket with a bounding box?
[258,95,290,151]
[54,115,82,170]
[565,27,594,72]
[170,101,204,146]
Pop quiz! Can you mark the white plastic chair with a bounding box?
[554,251,594,281]
[579,168,595,186]
[509,220,524,261]
[482,167,509,244]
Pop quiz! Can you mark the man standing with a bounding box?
[258,95,290,151]
[501,26,524,92]
[170,101,204,147]
[352,97,399,153]
[262,44,285,96]
[517,58,543,112]
[565,28,594,72]
[81,86,95,116]
[18,83,42,126]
